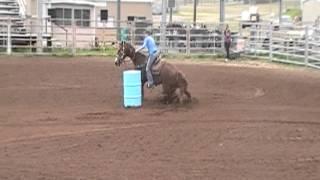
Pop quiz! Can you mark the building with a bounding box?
[302,0,320,22]
[45,0,107,48]
[1,0,152,49]
[105,0,152,23]
[46,0,153,48]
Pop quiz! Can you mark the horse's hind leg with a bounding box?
[162,85,177,104]
[185,90,192,101]
[161,85,170,104]
[179,87,192,104]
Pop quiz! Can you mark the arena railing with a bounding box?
[1,18,319,69]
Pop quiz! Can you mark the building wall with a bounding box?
[25,0,38,17]
[107,1,152,22]
[96,28,117,43]
[22,0,151,48]
[48,4,97,48]
[303,0,320,22]
[24,1,151,22]
[51,24,96,48]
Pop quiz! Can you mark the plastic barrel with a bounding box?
[123,70,142,108]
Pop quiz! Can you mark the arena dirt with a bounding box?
[0,56,320,180]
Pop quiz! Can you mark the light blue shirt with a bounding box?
[140,36,158,55]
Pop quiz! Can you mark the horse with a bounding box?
[114,41,191,104]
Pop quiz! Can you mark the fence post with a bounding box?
[269,23,273,61]
[160,21,166,53]
[131,25,135,45]
[186,25,190,55]
[37,17,43,54]
[239,22,242,37]
[221,23,225,56]
[7,19,11,55]
[254,24,257,57]
[72,20,76,55]
[213,26,216,55]
[304,26,309,66]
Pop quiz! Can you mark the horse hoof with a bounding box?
[183,98,191,104]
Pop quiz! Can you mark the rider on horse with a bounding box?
[135,30,159,88]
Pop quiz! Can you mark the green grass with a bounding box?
[1,47,117,57]
[75,47,117,57]
[0,47,6,53]
[284,8,302,19]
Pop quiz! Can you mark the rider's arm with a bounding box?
[136,38,147,53]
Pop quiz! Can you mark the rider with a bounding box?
[135,30,159,88]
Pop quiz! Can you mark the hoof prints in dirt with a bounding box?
[38,117,59,122]
[146,97,199,116]
[76,111,124,121]
[145,97,198,108]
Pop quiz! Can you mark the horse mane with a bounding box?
[124,42,147,66]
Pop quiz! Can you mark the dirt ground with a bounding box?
[0,56,320,180]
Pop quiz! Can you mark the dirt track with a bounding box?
[0,56,320,180]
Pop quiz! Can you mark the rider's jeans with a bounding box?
[146,50,159,85]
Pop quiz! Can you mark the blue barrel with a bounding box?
[123,70,142,107]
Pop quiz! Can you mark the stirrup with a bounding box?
[147,83,154,89]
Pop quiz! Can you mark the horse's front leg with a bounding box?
[168,92,180,104]
[141,82,145,102]
[164,88,178,104]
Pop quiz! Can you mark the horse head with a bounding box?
[114,41,146,67]
[114,41,135,66]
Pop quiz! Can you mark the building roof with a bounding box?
[50,0,152,6]
[50,0,154,6]
[106,0,153,3]
[303,0,320,3]
[50,0,106,6]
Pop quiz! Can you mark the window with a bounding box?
[101,10,108,21]
[48,8,72,26]
[128,16,135,21]
[48,8,90,27]
[48,9,55,18]
[127,16,146,21]
[82,9,90,27]
[137,16,146,20]
[74,9,90,27]
[74,9,82,26]
[55,8,63,25]
[64,9,72,25]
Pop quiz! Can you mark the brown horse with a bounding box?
[114,41,191,104]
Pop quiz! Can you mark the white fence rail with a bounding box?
[240,22,320,69]
[0,18,320,69]
[16,0,26,18]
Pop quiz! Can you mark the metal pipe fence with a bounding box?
[241,22,320,69]
[1,17,320,69]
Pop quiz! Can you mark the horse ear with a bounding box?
[111,42,116,48]
[111,41,119,49]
